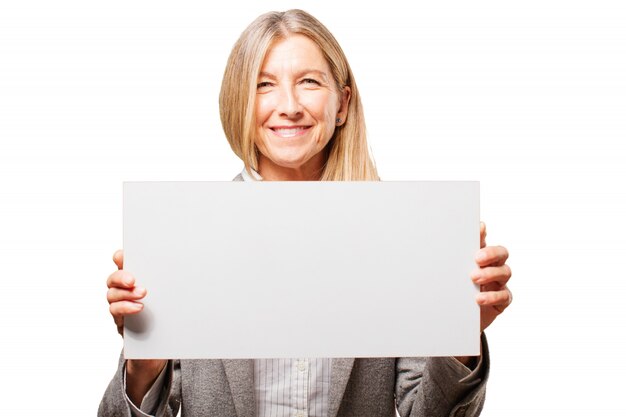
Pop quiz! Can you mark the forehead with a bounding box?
[261,34,330,74]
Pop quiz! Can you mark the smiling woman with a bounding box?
[219,9,379,181]
[100,8,513,417]
[253,35,351,180]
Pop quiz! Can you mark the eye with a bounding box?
[301,78,321,86]
[257,81,273,89]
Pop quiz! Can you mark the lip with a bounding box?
[269,125,312,138]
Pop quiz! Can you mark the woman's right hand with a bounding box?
[106,250,167,405]
[106,249,147,336]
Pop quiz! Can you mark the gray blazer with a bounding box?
[99,333,488,417]
[99,173,490,416]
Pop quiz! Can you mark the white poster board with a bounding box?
[123,181,480,359]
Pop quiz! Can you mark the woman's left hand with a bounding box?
[471,222,513,332]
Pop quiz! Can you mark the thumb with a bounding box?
[113,249,124,270]
[480,222,487,248]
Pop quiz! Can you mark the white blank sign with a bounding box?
[123,181,480,359]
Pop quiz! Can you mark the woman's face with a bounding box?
[255,35,350,180]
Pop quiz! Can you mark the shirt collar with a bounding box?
[240,167,263,182]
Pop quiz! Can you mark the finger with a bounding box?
[471,264,512,286]
[475,245,509,267]
[113,249,124,270]
[106,270,136,289]
[480,222,487,248]
[114,318,124,336]
[476,287,513,310]
[109,300,144,317]
[107,286,147,304]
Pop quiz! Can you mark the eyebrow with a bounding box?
[258,69,330,83]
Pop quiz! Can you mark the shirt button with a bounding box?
[298,361,307,372]
[295,412,306,417]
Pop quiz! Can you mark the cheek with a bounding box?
[255,95,274,125]
[323,103,337,126]
[320,97,340,140]
[254,97,270,152]
[302,93,338,127]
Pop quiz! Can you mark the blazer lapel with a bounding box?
[222,359,255,417]
[328,358,355,417]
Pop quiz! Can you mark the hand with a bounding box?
[471,222,513,332]
[105,250,167,405]
[106,250,147,336]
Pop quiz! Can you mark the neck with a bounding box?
[257,152,327,181]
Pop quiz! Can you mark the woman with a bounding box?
[100,9,512,417]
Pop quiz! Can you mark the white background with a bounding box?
[0,0,624,415]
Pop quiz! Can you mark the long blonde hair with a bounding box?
[219,9,379,181]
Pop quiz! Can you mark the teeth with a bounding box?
[273,127,306,138]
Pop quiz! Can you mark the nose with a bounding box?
[276,85,303,119]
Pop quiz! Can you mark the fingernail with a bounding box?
[470,271,482,283]
[476,294,487,304]
[135,287,146,296]
[476,251,487,262]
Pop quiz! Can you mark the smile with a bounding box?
[270,126,311,138]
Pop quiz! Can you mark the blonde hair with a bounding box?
[219,9,379,181]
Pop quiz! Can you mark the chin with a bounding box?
[268,153,310,169]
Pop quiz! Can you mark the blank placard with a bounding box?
[123,181,480,359]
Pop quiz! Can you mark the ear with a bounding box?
[336,86,351,126]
